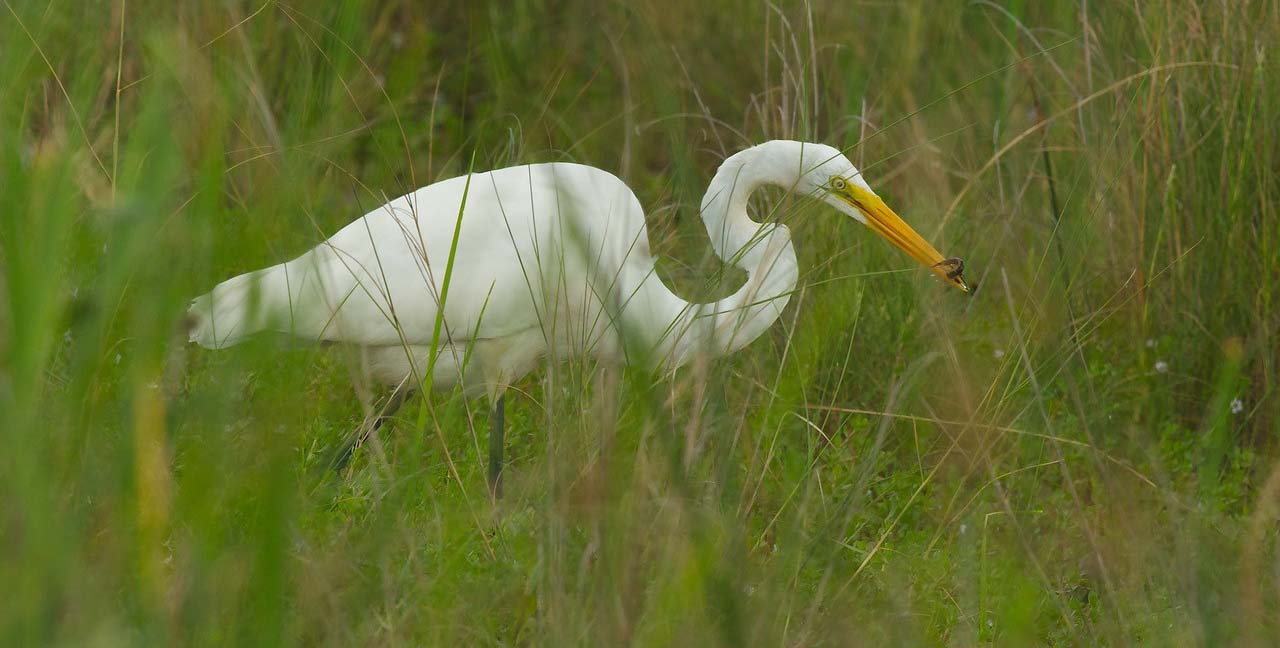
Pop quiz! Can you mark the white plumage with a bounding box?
[188,140,966,491]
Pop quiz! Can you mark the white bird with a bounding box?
[188,140,968,494]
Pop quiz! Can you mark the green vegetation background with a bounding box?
[2,0,1277,645]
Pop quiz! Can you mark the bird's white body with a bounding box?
[191,163,649,392]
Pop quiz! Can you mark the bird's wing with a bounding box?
[189,162,658,353]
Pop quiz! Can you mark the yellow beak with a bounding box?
[839,187,969,293]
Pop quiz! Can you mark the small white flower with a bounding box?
[1230,398,1244,415]
[1154,360,1168,374]
[114,353,122,365]
[1146,338,1156,348]
[959,523,968,535]
[993,348,1005,359]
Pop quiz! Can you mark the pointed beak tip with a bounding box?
[846,191,972,295]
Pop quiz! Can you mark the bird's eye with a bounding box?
[830,176,848,191]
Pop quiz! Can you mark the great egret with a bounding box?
[188,140,968,495]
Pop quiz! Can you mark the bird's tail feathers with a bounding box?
[187,265,290,349]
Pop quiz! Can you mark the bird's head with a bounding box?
[786,142,969,293]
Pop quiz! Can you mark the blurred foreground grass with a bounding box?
[2,0,1279,645]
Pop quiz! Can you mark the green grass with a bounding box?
[3,0,1278,645]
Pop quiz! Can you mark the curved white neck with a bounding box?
[663,142,802,368]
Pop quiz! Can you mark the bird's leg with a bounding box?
[332,382,410,473]
[488,393,506,499]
